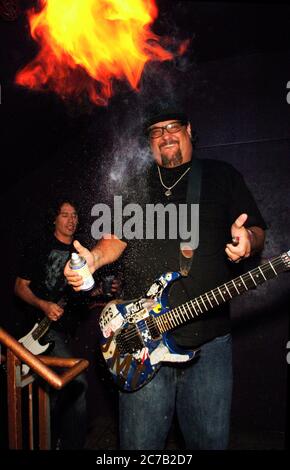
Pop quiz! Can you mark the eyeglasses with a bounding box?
[148,121,187,139]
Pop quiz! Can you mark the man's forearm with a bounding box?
[91,236,127,272]
[15,280,47,312]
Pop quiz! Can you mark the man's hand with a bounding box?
[225,213,252,263]
[64,237,127,292]
[64,240,95,291]
[41,301,64,321]
[111,277,123,296]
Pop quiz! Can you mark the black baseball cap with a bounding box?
[143,109,189,135]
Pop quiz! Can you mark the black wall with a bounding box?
[1,1,290,447]
[191,51,290,434]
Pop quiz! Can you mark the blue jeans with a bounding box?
[119,333,233,450]
[43,330,88,449]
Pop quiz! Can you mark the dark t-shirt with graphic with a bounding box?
[18,234,87,334]
[119,159,267,348]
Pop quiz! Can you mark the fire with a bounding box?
[15,0,174,104]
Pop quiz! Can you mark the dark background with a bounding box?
[1,0,290,449]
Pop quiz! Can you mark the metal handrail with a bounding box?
[0,327,89,388]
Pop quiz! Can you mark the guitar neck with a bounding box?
[32,316,52,341]
[31,297,67,341]
[156,253,289,334]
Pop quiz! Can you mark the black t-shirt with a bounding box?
[118,158,267,348]
[18,234,87,334]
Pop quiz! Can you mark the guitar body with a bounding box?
[19,322,51,355]
[99,272,198,392]
[18,319,53,375]
[99,250,290,392]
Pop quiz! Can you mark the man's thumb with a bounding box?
[233,213,248,230]
[73,239,82,252]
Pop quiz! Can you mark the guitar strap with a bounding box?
[179,157,202,276]
[186,157,202,209]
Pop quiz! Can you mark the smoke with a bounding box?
[96,96,153,202]
[76,1,201,215]
[81,54,201,212]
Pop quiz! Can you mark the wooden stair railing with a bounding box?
[0,326,89,450]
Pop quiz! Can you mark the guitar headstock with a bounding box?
[282,250,290,270]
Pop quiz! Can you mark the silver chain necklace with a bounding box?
[157,165,191,196]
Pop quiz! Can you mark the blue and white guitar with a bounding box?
[99,250,290,392]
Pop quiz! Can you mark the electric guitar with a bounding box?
[19,316,52,355]
[99,250,290,392]
[18,317,52,375]
[18,298,67,375]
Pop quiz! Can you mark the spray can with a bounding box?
[69,252,95,291]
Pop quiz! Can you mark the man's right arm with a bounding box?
[91,236,127,271]
[14,277,64,321]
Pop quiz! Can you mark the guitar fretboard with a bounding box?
[32,317,52,340]
[155,253,289,334]
[31,297,67,341]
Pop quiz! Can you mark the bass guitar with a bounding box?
[99,250,290,392]
[18,298,67,375]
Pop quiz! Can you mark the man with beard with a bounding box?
[15,198,88,449]
[64,109,266,450]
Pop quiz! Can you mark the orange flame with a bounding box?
[15,0,174,104]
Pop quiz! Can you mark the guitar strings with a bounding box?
[106,259,282,345]
[114,256,284,345]
[105,255,284,328]
[121,256,283,343]
[21,319,52,350]
[21,256,285,355]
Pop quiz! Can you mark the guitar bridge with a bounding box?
[116,324,144,354]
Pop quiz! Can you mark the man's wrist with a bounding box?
[92,249,102,271]
[246,228,255,253]
[38,298,48,312]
